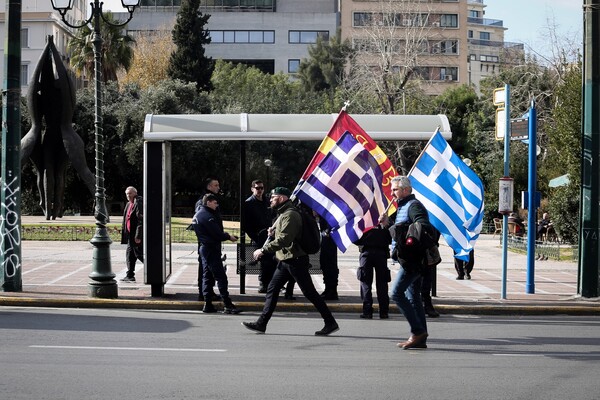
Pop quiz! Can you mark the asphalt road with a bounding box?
[1,307,599,400]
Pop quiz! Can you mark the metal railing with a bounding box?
[21,226,240,243]
[503,235,578,262]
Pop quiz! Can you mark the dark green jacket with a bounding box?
[261,200,306,261]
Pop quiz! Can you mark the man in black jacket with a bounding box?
[242,179,276,293]
[194,177,221,301]
[193,194,240,314]
[120,186,143,282]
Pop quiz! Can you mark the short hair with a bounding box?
[251,179,263,187]
[202,193,218,205]
[391,175,412,189]
[125,186,137,194]
[204,177,219,188]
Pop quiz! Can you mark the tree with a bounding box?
[434,84,479,154]
[67,12,135,83]
[167,0,214,92]
[342,0,440,115]
[297,30,353,94]
[545,62,582,243]
[120,28,175,89]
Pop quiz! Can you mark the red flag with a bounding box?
[298,110,397,209]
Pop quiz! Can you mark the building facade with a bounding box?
[0,0,85,90]
[121,0,339,75]
[0,0,521,94]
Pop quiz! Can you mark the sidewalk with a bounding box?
[2,216,599,314]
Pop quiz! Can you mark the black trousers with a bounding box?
[125,240,143,278]
[197,244,216,295]
[358,249,390,316]
[454,249,475,277]
[200,243,230,300]
[319,234,339,289]
[258,255,335,326]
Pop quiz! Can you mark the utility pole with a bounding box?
[579,0,600,297]
[1,0,23,292]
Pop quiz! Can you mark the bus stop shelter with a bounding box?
[142,113,451,296]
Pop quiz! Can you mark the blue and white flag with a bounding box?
[295,132,390,252]
[409,129,485,261]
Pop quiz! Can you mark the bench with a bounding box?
[236,243,322,294]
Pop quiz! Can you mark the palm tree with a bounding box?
[67,12,135,83]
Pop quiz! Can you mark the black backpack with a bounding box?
[294,204,321,254]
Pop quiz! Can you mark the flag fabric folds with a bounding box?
[295,132,390,252]
[409,129,485,261]
[294,110,397,206]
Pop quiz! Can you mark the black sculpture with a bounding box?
[21,35,95,220]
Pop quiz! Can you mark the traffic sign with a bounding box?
[510,117,529,140]
[493,88,506,106]
[495,108,506,140]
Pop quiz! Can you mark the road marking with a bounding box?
[164,264,190,286]
[22,262,56,275]
[30,345,226,352]
[47,265,92,284]
[438,270,496,293]
[493,354,544,357]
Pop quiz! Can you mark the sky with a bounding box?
[484,0,583,46]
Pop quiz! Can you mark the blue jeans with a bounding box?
[390,265,427,335]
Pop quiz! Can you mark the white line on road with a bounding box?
[47,265,92,284]
[164,264,190,286]
[22,262,57,275]
[438,270,496,293]
[30,345,226,352]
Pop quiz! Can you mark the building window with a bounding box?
[288,59,300,73]
[209,30,275,44]
[289,31,329,44]
[434,40,458,54]
[480,55,499,62]
[469,10,480,18]
[353,12,372,27]
[21,28,28,48]
[479,32,491,40]
[440,14,458,28]
[20,64,29,86]
[441,67,458,81]
[468,30,473,39]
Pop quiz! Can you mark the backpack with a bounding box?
[294,204,321,254]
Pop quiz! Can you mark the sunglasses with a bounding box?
[254,186,265,190]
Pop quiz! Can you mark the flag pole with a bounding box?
[407,127,440,177]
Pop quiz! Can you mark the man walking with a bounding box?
[120,186,143,282]
[242,187,339,336]
[383,176,431,349]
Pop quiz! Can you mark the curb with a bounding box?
[2,297,599,316]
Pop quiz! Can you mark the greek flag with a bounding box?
[409,129,485,261]
[295,132,390,252]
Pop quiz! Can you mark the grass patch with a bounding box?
[22,218,241,242]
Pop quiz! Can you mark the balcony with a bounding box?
[467,17,503,27]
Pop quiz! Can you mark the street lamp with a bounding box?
[51,0,140,298]
[264,159,272,190]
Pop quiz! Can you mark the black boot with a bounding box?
[222,297,240,314]
[423,298,440,318]
[320,287,339,300]
[202,300,217,313]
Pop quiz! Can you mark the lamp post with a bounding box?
[51,0,140,298]
[264,159,272,190]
